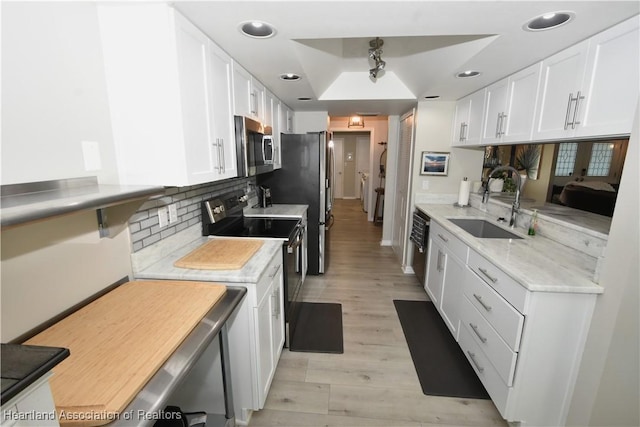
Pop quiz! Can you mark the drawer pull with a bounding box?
[478,267,498,283]
[437,233,449,243]
[473,293,492,312]
[469,323,487,343]
[467,351,485,373]
[268,265,281,278]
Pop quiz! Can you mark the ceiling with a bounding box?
[173,1,639,116]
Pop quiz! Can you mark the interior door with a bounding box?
[392,109,416,267]
[333,138,344,199]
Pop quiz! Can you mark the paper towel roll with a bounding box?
[458,178,471,206]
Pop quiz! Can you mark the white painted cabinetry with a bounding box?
[425,221,467,338]
[424,217,598,426]
[228,249,284,422]
[97,4,237,186]
[481,63,542,145]
[280,104,294,134]
[267,92,282,169]
[451,89,486,146]
[533,15,639,141]
[1,374,59,427]
[233,63,265,123]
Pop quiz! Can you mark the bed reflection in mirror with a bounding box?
[482,139,628,218]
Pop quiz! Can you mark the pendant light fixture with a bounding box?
[348,116,365,128]
[368,37,385,79]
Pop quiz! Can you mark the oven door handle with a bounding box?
[287,234,303,253]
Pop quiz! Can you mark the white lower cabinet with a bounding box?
[426,219,598,427]
[1,374,59,427]
[165,249,284,425]
[229,250,284,423]
[425,221,467,339]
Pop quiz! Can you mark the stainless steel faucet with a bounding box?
[485,165,521,228]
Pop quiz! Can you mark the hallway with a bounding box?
[249,199,506,426]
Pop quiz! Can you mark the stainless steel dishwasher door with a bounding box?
[410,210,430,286]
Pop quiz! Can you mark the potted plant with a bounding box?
[515,145,541,179]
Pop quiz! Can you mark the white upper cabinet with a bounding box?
[574,16,640,137]
[482,63,541,145]
[233,63,252,118]
[280,104,294,134]
[208,42,238,179]
[233,62,266,123]
[267,92,282,170]
[452,89,486,146]
[481,78,510,145]
[533,15,639,141]
[98,4,237,186]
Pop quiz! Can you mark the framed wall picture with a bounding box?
[420,151,450,176]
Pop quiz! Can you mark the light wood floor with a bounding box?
[249,199,507,427]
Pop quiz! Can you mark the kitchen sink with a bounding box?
[448,218,523,239]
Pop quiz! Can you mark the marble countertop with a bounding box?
[244,204,308,218]
[134,234,283,284]
[416,203,603,295]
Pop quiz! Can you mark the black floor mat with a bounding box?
[290,302,343,354]
[393,300,489,399]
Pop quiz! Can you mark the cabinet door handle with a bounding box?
[499,113,507,136]
[572,91,585,129]
[495,113,502,138]
[437,233,448,243]
[473,293,493,312]
[467,351,485,373]
[219,138,226,173]
[469,323,488,343]
[564,93,575,130]
[272,288,281,318]
[478,267,498,283]
[437,250,444,272]
[459,122,465,142]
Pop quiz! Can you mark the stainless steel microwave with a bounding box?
[234,116,274,177]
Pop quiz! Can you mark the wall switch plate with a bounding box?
[422,180,430,190]
[168,204,178,224]
[158,207,169,228]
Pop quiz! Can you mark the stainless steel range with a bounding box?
[202,190,304,347]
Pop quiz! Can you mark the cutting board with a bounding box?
[174,238,263,270]
[24,280,226,426]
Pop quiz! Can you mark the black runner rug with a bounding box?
[394,300,489,399]
[290,302,343,354]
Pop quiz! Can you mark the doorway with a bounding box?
[333,132,371,201]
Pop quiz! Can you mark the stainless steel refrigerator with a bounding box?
[257,131,334,275]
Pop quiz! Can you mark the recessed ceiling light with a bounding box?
[239,21,276,38]
[524,11,574,31]
[424,95,440,99]
[280,73,301,81]
[456,70,481,78]
[297,97,312,101]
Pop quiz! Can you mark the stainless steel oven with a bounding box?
[234,115,273,177]
[284,223,304,347]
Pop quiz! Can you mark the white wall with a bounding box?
[412,101,484,202]
[1,212,133,341]
[567,102,640,427]
[294,111,329,133]
[1,2,119,185]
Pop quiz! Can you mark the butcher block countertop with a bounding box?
[174,238,263,270]
[24,280,228,426]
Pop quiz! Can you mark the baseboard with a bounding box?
[403,265,415,274]
[380,239,392,246]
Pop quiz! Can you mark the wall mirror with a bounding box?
[482,138,629,218]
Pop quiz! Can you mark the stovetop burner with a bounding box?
[202,190,300,241]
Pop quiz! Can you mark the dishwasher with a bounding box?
[410,210,430,286]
